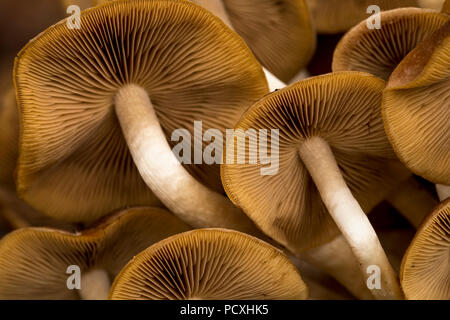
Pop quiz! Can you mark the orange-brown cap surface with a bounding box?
[109,228,308,300]
[223,0,316,83]
[400,198,450,299]
[333,8,448,80]
[221,72,410,253]
[14,0,268,223]
[0,207,190,299]
[306,0,420,34]
[383,21,450,184]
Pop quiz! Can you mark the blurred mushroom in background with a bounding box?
[306,0,420,34]
[0,207,190,299]
[191,0,316,88]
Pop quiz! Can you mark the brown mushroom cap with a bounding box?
[109,228,308,300]
[382,21,450,184]
[0,207,190,299]
[221,72,411,253]
[223,0,316,83]
[400,198,450,299]
[332,8,448,80]
[0,186,77,230]
[306,0,420,34]
[14,0,268,223]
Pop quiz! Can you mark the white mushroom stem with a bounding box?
[192,0,308,92]
[297,136,403,300]
[80,269,110,300]
[436,184,450,201]
[386,176,438,228]
[115,84,264,236]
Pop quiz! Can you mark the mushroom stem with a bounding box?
[436,184,450,201]
[80,269,110,300]
[297,136,403,300]
[386,176,438,228]
[262,68,286,91]
[114,84,263,235]
[299,235,374,300]
[192,0,307,91]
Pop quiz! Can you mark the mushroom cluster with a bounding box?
[0,0,448,301]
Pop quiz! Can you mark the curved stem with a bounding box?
[436,184,450,201]
[299,235,374,300]
[297,137,403,300]
[115,84,264,236]
[386,176,438,228]
[80,269,110,300]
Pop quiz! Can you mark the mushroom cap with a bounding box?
[223,0,316,83]
[382,21,450,184]
[332,8,448,80]
[306,0,420,34]
[14,0,268,223]
[109,228,308,300]
[221,72,411,253]
[400,198,450,299]
[0,206,190,299]
[0,186,76,230]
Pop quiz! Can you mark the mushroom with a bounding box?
[0,206,190,299]
[188,0,316,90]
[306,0,420,34]
[0,186,77,230]
[109,228,308,300]
[400,198,450,299]
[382,21,449,196]
[14,0,268,233]
[95,0,315,91]
[333,8,448,80]
[221,72,408,299]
